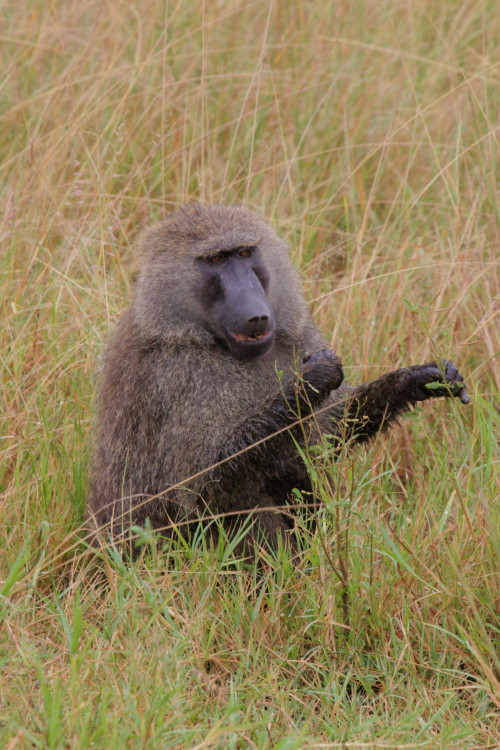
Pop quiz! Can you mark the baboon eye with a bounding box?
[238,247,250,257]
[210,254,222,263]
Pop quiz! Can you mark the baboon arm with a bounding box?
[328,360,469,445]
[217,384,322,476]
[206,348,343,480]
[214,367,339,482]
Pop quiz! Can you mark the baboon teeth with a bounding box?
[232,331,270,343]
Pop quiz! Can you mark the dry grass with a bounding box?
[1,0,499,747]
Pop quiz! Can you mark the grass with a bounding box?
[1,0,499,746]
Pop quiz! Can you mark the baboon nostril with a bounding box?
[248,314,269,323]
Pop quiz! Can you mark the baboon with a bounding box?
[87,203,468,552]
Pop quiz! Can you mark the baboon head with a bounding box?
[133,203,308,356]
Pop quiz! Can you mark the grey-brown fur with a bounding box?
[87,203,468,551]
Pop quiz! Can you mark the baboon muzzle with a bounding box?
[219,261,275,359]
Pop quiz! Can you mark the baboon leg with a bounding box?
[250,507,297,553]
[334,359,468,445]
[224,497,297,557]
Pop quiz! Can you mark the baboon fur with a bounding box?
[87,203,468,552]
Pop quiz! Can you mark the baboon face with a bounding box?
[196,244,276,359]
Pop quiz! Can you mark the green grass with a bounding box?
[1,0,499,746]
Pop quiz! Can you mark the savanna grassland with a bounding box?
[1,1,499,747]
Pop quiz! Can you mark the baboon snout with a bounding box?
[245,312,271,335]
[224,298,275,357]
[232,306,274,337]
[229,293,273,334]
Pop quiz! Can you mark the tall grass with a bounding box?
[1,0,499,746]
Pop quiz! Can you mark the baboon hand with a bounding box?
[300,348,344,400]
[410,359,469,404]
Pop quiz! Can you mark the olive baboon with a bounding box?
[87,203,468,551]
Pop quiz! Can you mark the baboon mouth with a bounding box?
[230,330,273,343]
[223,326,275,359]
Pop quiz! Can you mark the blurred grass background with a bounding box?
[1,0,499,747]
